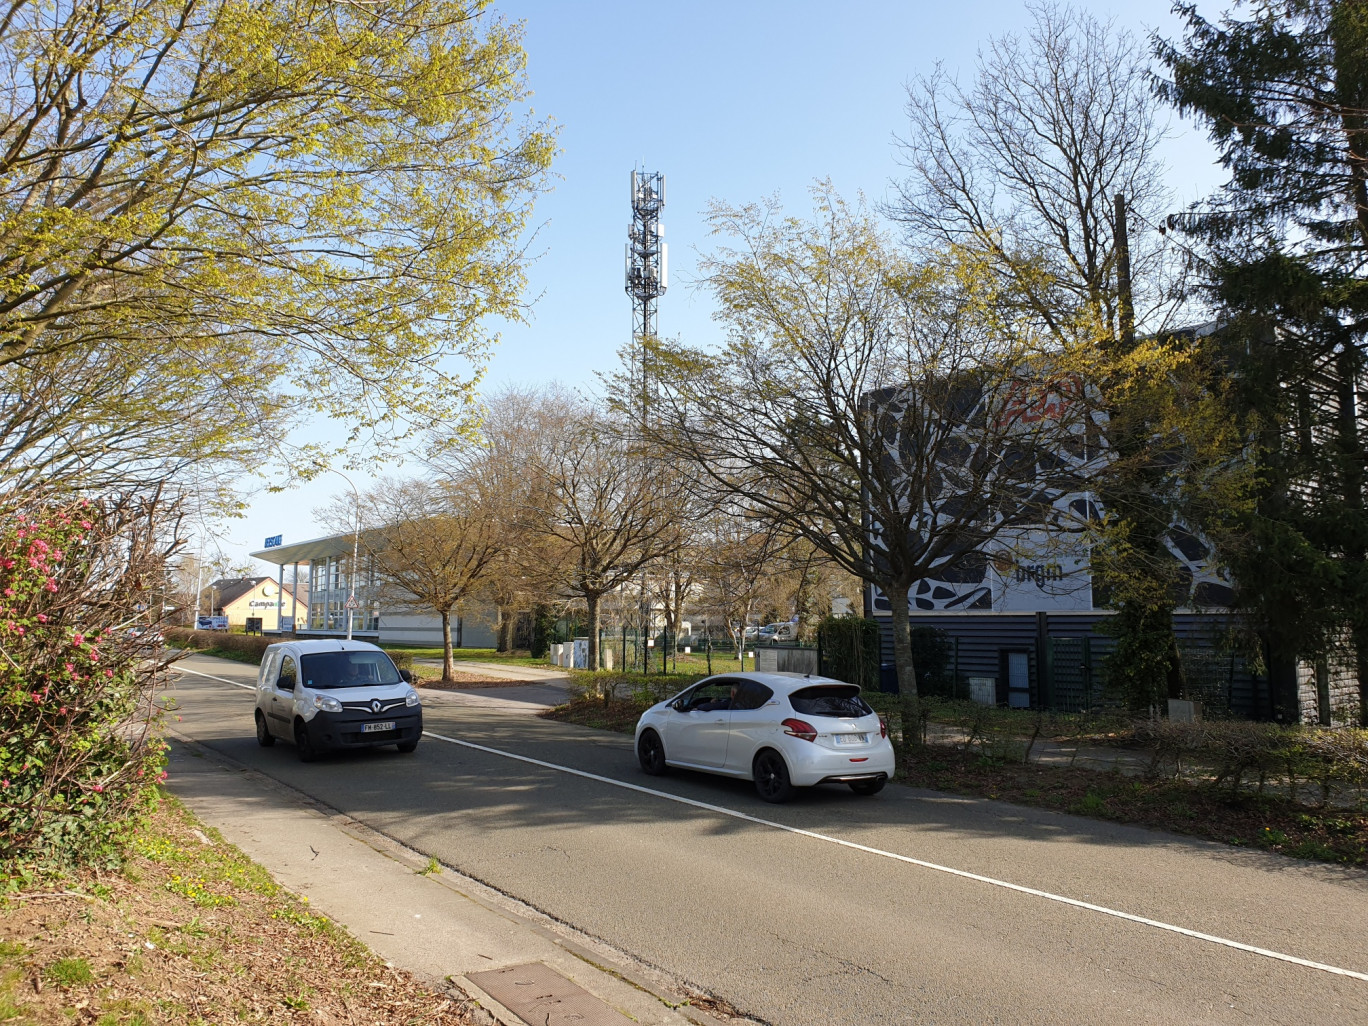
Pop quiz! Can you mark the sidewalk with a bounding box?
[164,735,731,1026]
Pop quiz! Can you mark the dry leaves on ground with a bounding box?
[0,795,492,1026]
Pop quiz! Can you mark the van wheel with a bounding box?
[255,711,275,747]
[396,740,418,754]
[294,721,318,763]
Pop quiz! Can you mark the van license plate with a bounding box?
[363,721,395,733]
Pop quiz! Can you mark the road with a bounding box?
[165,653,1368,1025]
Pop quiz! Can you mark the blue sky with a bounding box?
[225,0,1229,571]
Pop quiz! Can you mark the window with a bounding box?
[309,601,326,630]
[680,680,734,711]
[301,651,401,689]
[732,681,774,710]
[788,685,872,718]
[277,656,298,690]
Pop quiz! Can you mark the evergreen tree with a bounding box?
[1156,0,1368,723]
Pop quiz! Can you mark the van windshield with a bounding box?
[300,651,402,689]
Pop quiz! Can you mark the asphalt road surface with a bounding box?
[165,654,1368,1026]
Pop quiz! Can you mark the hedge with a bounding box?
[164,627,274,661]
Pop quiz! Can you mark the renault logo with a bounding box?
[370,700,381,714]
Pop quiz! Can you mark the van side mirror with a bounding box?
[399,669,413,683]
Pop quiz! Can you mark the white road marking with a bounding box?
[171,663,1368,984]
[174,666,256,690]
[422,730,1368,985]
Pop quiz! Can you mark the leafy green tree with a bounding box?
[651,190,1090,759]
[0,0,554,489]
[1156,0,1368,723]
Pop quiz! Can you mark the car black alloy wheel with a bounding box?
[637,730,667,775]
[255,711,275,747]
[294,721,318,763]
[753,749,793,803]
[848,777,885,796]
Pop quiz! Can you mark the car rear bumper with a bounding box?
[784,741,896,787]
[301,710,423,750]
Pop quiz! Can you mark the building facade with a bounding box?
[203,577,302,631]
[250,532,497,648]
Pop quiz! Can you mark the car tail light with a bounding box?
[879,718,888,739]
[782,718,818,742]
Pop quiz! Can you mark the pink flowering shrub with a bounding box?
[0,496,173,878]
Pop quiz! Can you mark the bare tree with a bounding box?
[890,1,1177,339]
[524,404,684,673]
[654,190,1095,755]
[693,512,787,662]
[429,384,577,652]
[325,477,503,682]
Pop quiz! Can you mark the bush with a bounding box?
[817,616,880,689]
[0,495,172,880]
[566,670,702,705]
[1125,719,1368,803]
[529,605,555,659]
[164,628,272,661]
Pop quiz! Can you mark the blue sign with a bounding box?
[264,534,282,548]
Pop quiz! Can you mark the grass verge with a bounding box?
[380,646,549,668]
[0,792,486,1025]
[541,696,1368,866]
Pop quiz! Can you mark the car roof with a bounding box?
[691,671,860,694]
[264,640,385,656]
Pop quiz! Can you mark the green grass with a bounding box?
[379,646,548,667]
[195,647,261,665]
[45,958,93,987]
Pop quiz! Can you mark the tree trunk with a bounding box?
[1355,628,1368,729]
[439,609,455,682]
[885,581,920,764]
[496,605,513,652]
[586,591,602,672]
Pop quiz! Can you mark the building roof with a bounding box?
[206,577,295,608]
[250,531,377,566]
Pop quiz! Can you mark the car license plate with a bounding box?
[834,732,868,745]
[363,721,395,733]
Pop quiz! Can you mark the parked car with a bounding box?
[758,622,799,643]
[633,671,894,803]
[253,639,422,761]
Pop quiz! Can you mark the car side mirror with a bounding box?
[671,699,687,712]
[399,669,413,683]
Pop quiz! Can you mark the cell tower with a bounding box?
[625,169,667,421]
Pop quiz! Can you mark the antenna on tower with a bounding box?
[625,169,667,425]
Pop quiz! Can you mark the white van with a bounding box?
[253,640,422,761]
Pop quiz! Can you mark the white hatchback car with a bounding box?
[634,672,894,803]
[254,640,423,761]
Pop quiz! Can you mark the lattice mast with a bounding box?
[625,169,668,423]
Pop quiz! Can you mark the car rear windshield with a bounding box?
[788,685,872,718]
[300,651,401,689]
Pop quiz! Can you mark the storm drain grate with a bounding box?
[466,962,633,1026]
